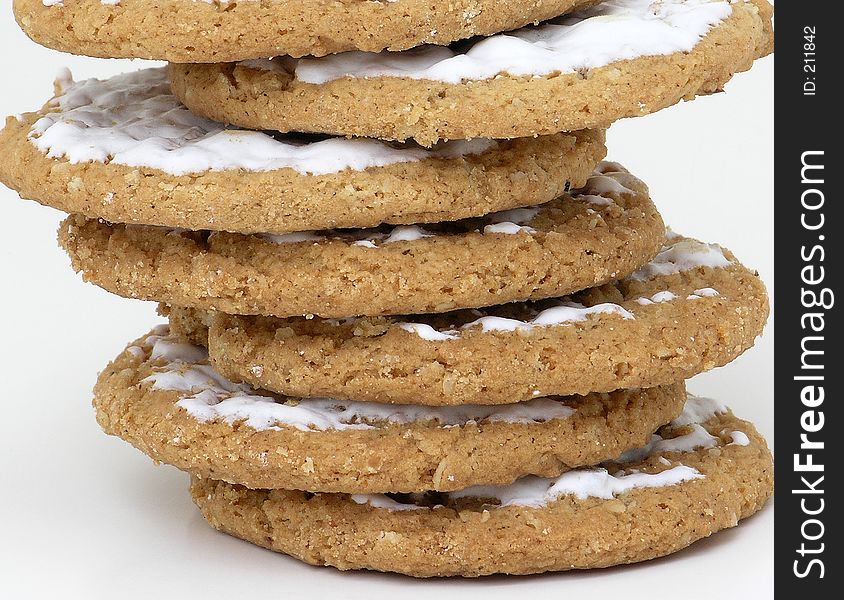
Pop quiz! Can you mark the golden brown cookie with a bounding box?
[58,163,664,318]
[170,0,774,144]
[14,0,598,62]
[0,68,604,234]
[94,326,686,493]
[191,397,773,576]
[167,236,769,406]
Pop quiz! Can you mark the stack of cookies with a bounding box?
[4,0,774,577]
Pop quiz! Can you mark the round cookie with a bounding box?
[191,396,774,577]
[58,163,664,318]
[13,0,599,62]
[94,326,687,494]
[167,236,769,406]
[0,68,605,234]
[170,0,774,145]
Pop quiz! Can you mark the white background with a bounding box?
[0,6,773,599]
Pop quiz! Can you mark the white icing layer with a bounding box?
[397,301,633,340]
[617,395,727,462]
[672,394,728,426]
[29,68,495,176]
[634,287,721,305]
[481,206,542,235]
[262,224,436,247]
[392,234,729,342]
[616,424,719,462]
[353,466,701,511]
[450,465,702,506]
[397,323,458,341]
[631,239,732,281]
[635,290,678,305]
[137,331,575,431]
[729,431,750,446]
[382,225,433,243]
[470,303,633,332]
[262,0,734,84]
[352,394,742,510]
[350,494,427,512]
[689,287,720,298]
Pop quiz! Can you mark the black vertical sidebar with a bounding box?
[774,2,838,597]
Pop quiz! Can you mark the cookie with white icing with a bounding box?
[190,395,773,576]
[94,326,687,493]
[0,68,604,234]
[58,163,664,318]
[170,0,774,145]
[166,236,769,406]
[13,0,599,62]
